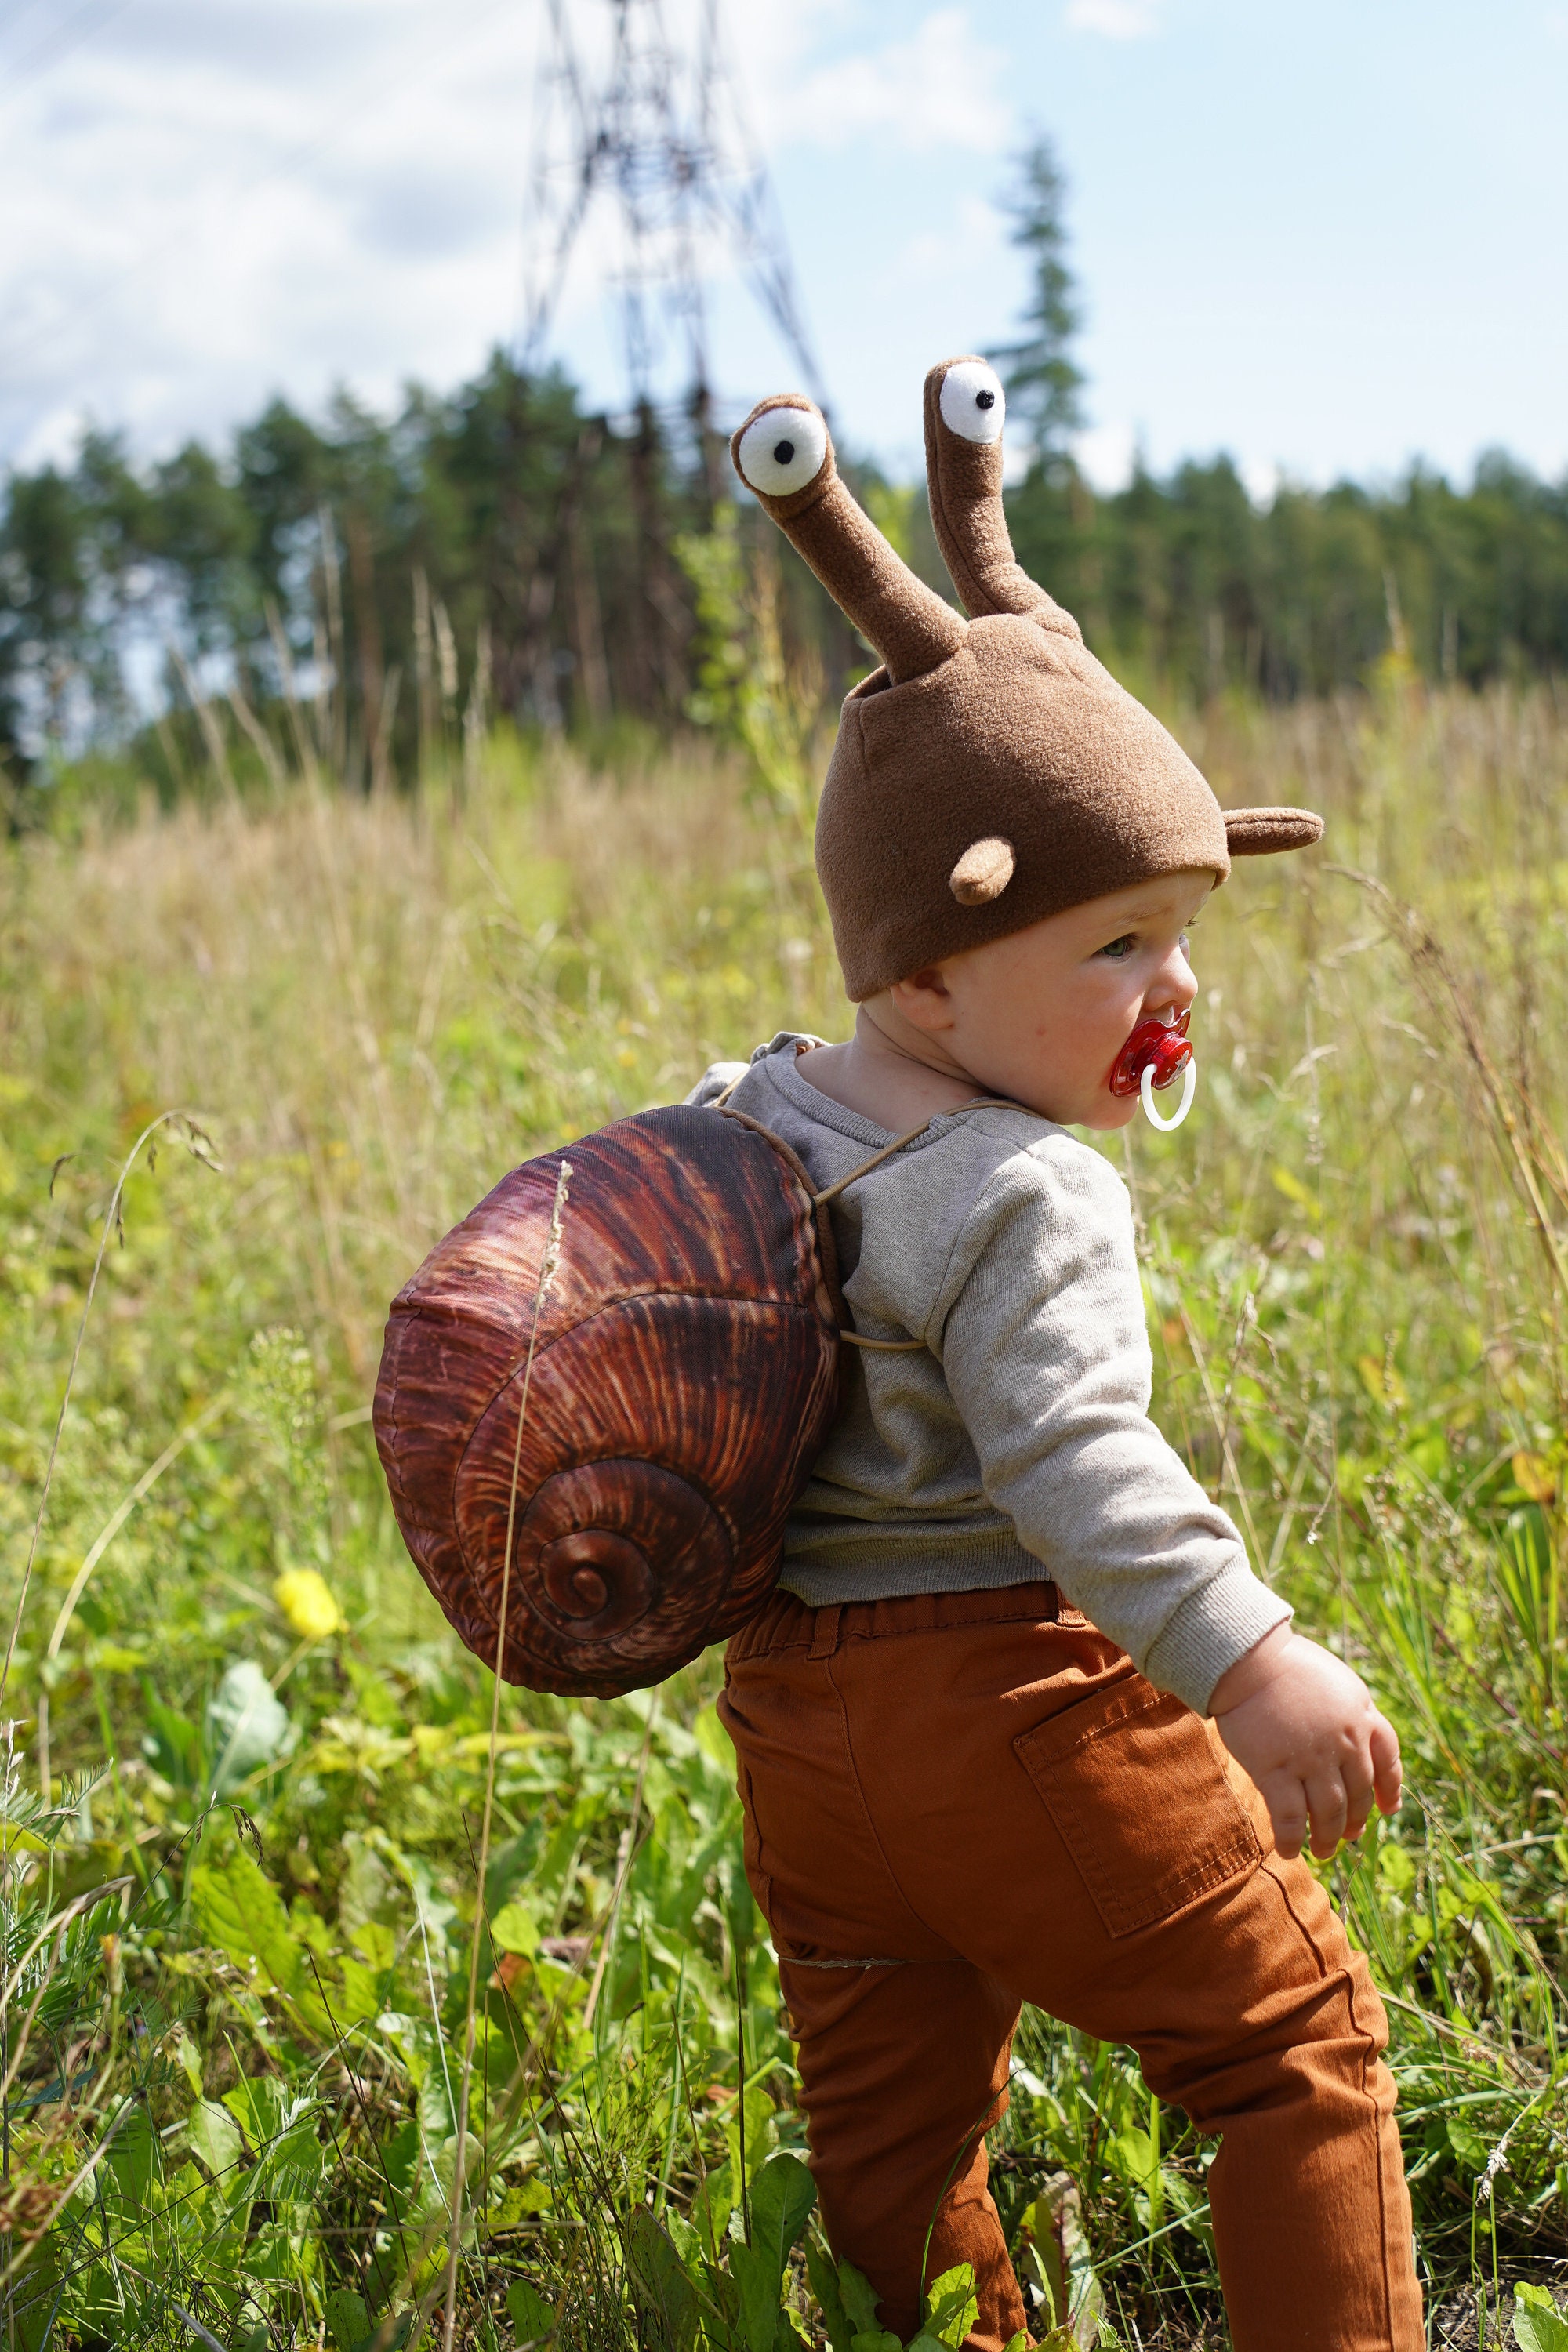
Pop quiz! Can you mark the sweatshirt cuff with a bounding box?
[1141,1566,1293,1718]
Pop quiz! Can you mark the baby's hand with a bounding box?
[1209,1625,1402,1860]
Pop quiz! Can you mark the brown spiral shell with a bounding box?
[372,1106,842,1697]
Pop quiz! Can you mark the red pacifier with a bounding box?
[1109,1007,1196,1131]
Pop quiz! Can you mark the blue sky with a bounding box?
[2,0,1565,495]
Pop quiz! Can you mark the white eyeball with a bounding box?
[736,402,829,497]
[938,359,1005,445]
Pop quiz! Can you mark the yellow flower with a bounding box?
[274,1568,344,1641]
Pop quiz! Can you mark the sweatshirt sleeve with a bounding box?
[684,1061,748,1109]
[928,1138,1290,1714]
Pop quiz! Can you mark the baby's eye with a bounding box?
[1098,934,1136,961]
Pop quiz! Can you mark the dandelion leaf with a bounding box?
[1515,2285,1568,2352]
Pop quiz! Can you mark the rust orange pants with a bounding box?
[718,1584,1424,2352]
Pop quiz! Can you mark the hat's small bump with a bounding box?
[949,836,1015,906]
[938,359,1005,445]
[736,402,829,497]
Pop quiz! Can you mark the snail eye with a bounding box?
[736,402,829,497]
[938,358,1005,445]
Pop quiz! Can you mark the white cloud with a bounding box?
[0,0,539,465]
[1065,0,1164,39]
[888,194,1007,286]
[778,8,1012,154]
[1239,456,1281,510]
[1073,420,1136,492]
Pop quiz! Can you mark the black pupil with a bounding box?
[975,390,996,410]
[773,438,796,465]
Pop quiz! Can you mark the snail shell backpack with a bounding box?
[373,1106,848,1697]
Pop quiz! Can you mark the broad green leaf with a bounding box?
[666,2210,710,2286]
[351,1918,397,1970]
[731,2240,786,2352]
[506,2281,556,2347]
[491,1899,539,1955]
[921,2263,977,2352]
[806,2238,853,2352]
[692,2155,735,2258]
[192,1846,332,2034]
[187,2096,243,2180]
[627,2209,701,2352]
[1515,2285,1568,2352]
[207,1657,292,1791]
[848,2334,901,2352]
[105,2100,158,2205]
[12,2230,60,2352]
[724,2084,777,2194]
[263,2116,329,2201]
[325,2290,371,2352]
[749,2152,817,2279]
[223,2072,293,2149]
[836,2261,884,2339]
[339,1953,383,2023]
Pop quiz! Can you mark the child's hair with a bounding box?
[731,358,1323,1000]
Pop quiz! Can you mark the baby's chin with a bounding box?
[1073,1091,1141,1132]
[1001,1076,1134,1129]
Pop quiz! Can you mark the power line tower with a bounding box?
[512,0,823,724]
[521,0,826,441]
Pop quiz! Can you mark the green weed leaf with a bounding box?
[1515,2284,1568,2352]
[191,1844,333,2033]
[749,2151,817,2279]
[187,2094,243,2180]
[835,2259,883,2338]
[325,2290,371,2352]
[731,2240,786,2352]
[505,2281,556,2348]
[628,2209,702,2352]
[920,2263,978,2351]
[806,2239,854,2352]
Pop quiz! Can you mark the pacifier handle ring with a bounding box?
[1141,1056,1196,1132]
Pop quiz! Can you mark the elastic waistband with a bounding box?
[725,1578,1081,1665]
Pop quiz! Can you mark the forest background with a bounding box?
[6,129,1568,2352]
[5,142,1568,810]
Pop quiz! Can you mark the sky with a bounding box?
[3,0,1566,498]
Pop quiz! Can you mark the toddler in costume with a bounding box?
[691,361,1423,2351]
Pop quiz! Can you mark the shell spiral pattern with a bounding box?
[372,1106,842,1697]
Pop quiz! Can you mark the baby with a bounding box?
[695,362,1422,2352]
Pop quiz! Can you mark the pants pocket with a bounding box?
[1014,1677,1261,1938]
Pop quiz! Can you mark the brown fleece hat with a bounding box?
[731,357,1322,1000]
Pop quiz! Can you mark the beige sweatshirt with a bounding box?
[686,1032,1289,1715]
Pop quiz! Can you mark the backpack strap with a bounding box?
[813,1095,1028,1352]
[715,1087,1029,1356]
[810,1098,1025,1207]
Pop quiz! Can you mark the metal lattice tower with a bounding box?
[520,0,825,427]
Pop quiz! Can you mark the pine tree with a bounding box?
[996,136,1084,460]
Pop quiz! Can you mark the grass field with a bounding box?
[5,668,1568,2350]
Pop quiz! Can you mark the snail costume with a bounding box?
[375,362,1422,2352]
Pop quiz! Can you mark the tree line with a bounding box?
[4,137,1566,800]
